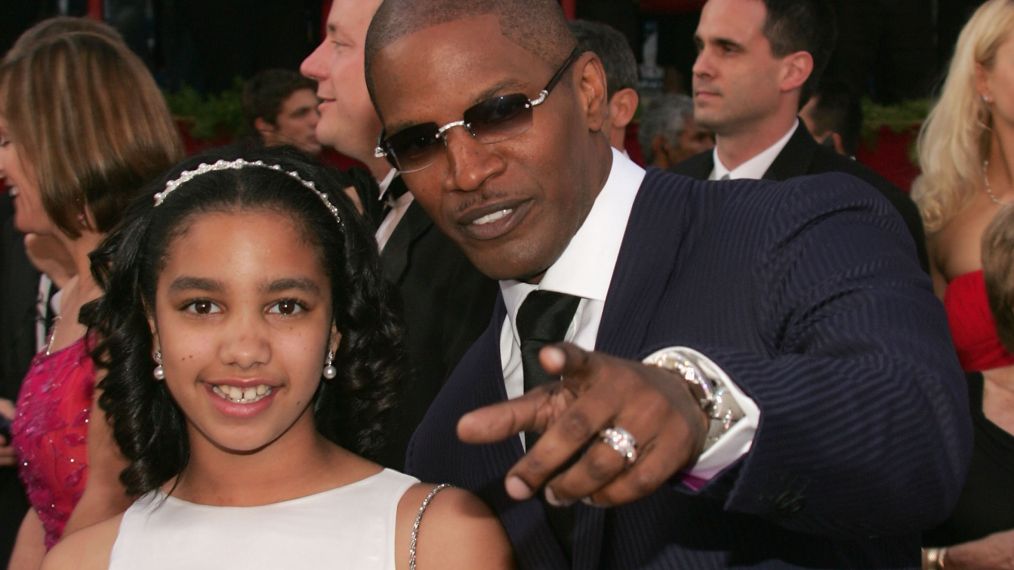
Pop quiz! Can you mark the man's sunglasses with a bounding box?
[374,46,581,173]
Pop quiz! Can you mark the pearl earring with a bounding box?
[323,351,337,380]
[153,350,165,380]
[983,94,994,104]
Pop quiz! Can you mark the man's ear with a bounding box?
[608,87,640,131]
[254,117,278,138]
[827,131,846,156]
[779,51,813,94]
[575,52,610,132]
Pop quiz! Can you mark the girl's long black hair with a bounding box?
[88,147,406,496]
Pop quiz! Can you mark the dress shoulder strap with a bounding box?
[408,483,452,570]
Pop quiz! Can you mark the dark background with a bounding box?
[0,0,989,102]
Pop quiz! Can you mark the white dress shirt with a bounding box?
[711,120,799,181]
[499,148,759,481]
[375,168,414,252]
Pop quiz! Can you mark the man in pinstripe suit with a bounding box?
[364,1,971,567]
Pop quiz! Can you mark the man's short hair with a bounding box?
[364,0,576,108]
[568,20,637,98]
[243,68,316,128]
[761,0,838,107]
[983,205,1014,354]
[638,94,694,164]
[805,80,861,155]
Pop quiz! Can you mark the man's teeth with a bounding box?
[473,209,512,225]
[8,187,17,197]
[212,384,271,404]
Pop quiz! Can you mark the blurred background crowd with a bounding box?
[0,0,990,185]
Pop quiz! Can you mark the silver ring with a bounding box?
[599,426,638,465]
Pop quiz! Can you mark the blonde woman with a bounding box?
[912,0,1014,372]
[0,28,182,567]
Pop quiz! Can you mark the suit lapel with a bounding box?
[596,169,688,357]
[670,150,714,180]
[460,298,527,490]
[761,121,817,181]
[468,301,572,568]
[380,187,431,284]
[570,170,691,569]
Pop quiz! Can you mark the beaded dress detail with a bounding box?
[11,337,95,549]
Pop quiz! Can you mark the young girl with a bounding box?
[42,150,513,569]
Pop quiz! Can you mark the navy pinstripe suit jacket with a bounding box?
[405,168,971,569]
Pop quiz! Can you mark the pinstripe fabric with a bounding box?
[405,168,971,569]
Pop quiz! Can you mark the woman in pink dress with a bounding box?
[0,26,182,567]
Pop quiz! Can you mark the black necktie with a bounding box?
[515,290,580,560]
[517,290,581,393]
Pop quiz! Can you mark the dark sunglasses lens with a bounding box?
[386,123,442,170]
[465,94,533,142]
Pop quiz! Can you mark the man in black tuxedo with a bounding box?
[672,0,929,271]
[364,0,969,567]
[0,193,36,567]
[300,0,497,470]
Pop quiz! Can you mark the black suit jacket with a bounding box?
[407,169,970,568]
[0,195,36,566]
[375,176,498,470]
[671,123,930,271]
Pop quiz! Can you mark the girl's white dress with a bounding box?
[108,469,418,569]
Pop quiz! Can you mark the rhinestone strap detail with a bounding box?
[408,483,452,570]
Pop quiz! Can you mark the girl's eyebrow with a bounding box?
[264,277,322,295]
[168,276,222,293]
[168,276,322,295]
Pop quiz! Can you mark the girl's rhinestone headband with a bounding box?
[153,158,342,224]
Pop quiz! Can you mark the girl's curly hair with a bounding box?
[87,147,406,496]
